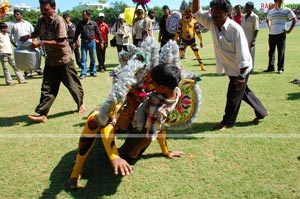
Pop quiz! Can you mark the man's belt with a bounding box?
[82,38,94,43]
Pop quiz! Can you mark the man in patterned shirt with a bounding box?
[20,0,86,123]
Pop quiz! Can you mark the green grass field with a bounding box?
[0,27,300,199]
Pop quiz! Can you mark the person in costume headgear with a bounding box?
[174,7,206,71]
[66,62,184,190]
[65,38,203,190]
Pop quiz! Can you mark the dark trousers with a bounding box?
[268,33,286,71]
[68,41,82,69]
[117,45,128,53]
[73,47,81,69]
[35,61,84,116]
[221,75,268,126]
[96,43,107,70]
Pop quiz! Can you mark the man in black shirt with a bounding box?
[158,5,175,48]
[63,13,81,69]
[73,10,103,79]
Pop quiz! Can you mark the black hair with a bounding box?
[148,9,155,16]
[63,12,69,18]
[210,0,232,12]
[162,5,170,10]
[136,9,143,13]
[150,63,181,90]
[39,0,56,8]
[245,1,254,9]
[234,5,242,9]
[0,22,8,29]
[13,9,22,15]
[83,10,91,16]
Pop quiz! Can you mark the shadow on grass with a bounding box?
[287,92,300,100]
[168,120,262,137]
[40,136,189,199]
[0,110,77,127]
[40,140,123,199]
[104,63,118,71]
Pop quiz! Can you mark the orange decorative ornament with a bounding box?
[0,0,10,18]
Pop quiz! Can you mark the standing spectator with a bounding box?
[111,13,131,53]
[158,5,175,48]
[96,12,109,73]
[20,0,86,123]
[62,12,82,69]
[143,9,155,39]
[73,10,103,79]
[264,0,296,74]
[0,22,26,86]
[10,9,43,77]
[192,0,268,130]
[132,9,144,47]
[233,5,243,25]
[174,7,206,71]
[241,2,259,73]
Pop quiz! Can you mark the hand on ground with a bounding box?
[111,157,134,176]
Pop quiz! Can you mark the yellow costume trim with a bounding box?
[70,111,100,179]
[157,129,168,155]
[100,124,120,160]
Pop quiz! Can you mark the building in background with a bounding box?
[73,2,109,11]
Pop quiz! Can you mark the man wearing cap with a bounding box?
[158,5,175,48]
[132,9,144,47]
[96,12,109,72]
[111,13,131,53]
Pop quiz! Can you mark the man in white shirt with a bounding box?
[241,2,259,73]
[264,0,296,74]
[10,9,43,77]
[192,0,268,130]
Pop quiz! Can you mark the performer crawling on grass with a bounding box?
[65,38,202,190]
[66,63,183,189]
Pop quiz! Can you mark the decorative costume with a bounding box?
[174,10,206,71]
[67,35,202,189]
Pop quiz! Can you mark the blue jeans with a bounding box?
[80,39,97,76]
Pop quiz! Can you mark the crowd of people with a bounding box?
[0,0,297,125]
[1,0,298,192]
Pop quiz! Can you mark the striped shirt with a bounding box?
[267,8,296,35]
